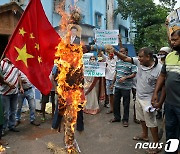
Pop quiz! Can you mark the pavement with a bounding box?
[3,102,165,154]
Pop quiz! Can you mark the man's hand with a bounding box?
[119,77,126,83]
[110,84,114,90]
[19,87,24,94]
[118,34,122,42]
[7,82,15,89]
[152,102,162,109]
[151,93,160,108]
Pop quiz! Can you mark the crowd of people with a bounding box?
[0,29,179,154]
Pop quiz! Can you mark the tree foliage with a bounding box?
[115,0,171,53]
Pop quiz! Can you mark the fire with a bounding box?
[55,40,86,153]
[54,1,85,152]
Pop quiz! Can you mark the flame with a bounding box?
[55,40,86,153]
[55,1,85,153]
[55,41,85,107]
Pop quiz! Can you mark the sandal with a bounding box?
[133,135,149,142]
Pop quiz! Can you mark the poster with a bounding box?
[166,7,180,37]
[95,29,119,46]
[84,61,106,77]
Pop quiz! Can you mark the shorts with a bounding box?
[135,97,157,128]
[106,79,114,95]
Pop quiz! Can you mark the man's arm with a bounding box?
[118,34,123,49]
[114,51,132,63]
[18,75,24,93]
[119,73,136,83]
[85,77,99,95]
[156,86,166,108]
[110,71,117,89]
[151,73,166,108]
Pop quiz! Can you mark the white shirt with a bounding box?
[103,55,118,80]
[70,36,76,44]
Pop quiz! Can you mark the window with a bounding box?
[125,29,128,38]
[95,12,102,28]
[119,26,121,33]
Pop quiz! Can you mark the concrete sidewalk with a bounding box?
[4,102,165,154]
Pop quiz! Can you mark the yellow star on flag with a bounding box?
[15,44,34,67]
[35,43,40,50]
[30,33,35,39]
[38,56,42,63]
[19,28,26,37]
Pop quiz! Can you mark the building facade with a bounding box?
[0,0,135,45]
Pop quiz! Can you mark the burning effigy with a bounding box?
[54,2,86,153]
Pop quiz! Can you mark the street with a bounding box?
[4,101,165,154]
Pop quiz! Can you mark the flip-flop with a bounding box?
[133,135,149,142]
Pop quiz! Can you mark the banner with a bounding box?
[83,53,94,62]
[166,7,180,37]
[95,29,119,45]
[84,61,106,77]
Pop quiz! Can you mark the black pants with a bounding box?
[0,124,2,139]
[52,104,84,131]
[113,88,130,122]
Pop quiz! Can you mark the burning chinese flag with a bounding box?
[5,0,60,95]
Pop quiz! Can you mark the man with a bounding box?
[156,46,171,119]
[152,29,180,154]
[70,26,80,44]
[0,58,22,134]
[16,71,40,126]
[102,45,118,114]
[110,47,136,127]
[113,47,162,153]
[0,71,14,145]
[158,47,172,64]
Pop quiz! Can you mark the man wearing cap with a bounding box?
[156,47,172,119]
[158,47,172,65]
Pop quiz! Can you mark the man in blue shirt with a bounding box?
[110,48,137,127]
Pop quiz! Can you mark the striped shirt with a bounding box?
[115,60,137,90]
[0,59,19,95]
[20,71,32,90]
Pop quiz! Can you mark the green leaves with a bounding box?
[115,0,171,52]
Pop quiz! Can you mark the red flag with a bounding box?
[5,0,60,95]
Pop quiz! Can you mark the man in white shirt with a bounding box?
[103,45,118,114]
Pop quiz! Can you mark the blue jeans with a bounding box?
[16,88,36,122]
[113,88,130,122]
[2,94,18,130]
[165,103,180,154]
[52,102,62,129]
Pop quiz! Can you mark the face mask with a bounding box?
[98,57,103,61]
[157,55,166,59]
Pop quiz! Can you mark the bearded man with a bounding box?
[152,29,180,154]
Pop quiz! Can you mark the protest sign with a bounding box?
[95,29,119,45]
[84,61,106,77]
[166,7,180,38]
[83,53,94,62]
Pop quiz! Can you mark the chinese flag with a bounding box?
[5,0,60,95]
